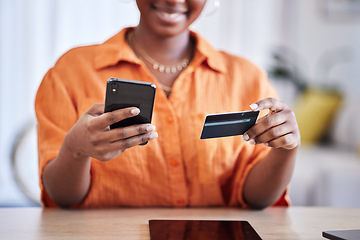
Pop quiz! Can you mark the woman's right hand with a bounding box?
[64,103,158,162]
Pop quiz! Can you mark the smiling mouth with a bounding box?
[152,5,188,22]
[161,12,182,19]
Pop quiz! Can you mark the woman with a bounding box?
[35,0,300,209]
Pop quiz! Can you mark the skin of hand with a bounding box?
[64,103,158,162]
[241,98,301,209]
[42,104,158,207]
[242,98,300,149]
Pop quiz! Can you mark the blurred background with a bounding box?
[1,0,359,207]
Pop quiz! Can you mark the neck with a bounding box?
[132,26,192,65]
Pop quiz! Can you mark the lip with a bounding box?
[152,5,188,24]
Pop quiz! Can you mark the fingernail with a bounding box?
[146,125,156,132]
[131,108,140,115]
[249,139,256,145]
[242,133,249,142]
[250,103,258,110]
[149,132,158,139]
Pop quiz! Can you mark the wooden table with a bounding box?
[0,207,359,239]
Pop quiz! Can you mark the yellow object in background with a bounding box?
[294,88,343,144]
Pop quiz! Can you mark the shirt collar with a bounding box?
[94,27,226,73]
[94,27,140,70]
[190,31,226,73]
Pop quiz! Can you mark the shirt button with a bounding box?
[166,117,174,124]
[170,159,179,167]
[176,199,185,205]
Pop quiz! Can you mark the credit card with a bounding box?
[200,111,259,139]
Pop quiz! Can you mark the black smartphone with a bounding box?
[104,78,156,144]
[200,110,260,139]
[149,220,262,240]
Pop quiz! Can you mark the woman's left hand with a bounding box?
[242,98,301,150]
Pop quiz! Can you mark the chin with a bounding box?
[149,23,190,38]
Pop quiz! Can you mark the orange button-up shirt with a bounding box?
[35,28,289,208]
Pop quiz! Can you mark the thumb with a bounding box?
[250,98,285,112]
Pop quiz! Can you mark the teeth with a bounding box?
[162,12,180,19]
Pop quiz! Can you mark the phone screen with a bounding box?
[104,78,156,129]
[149,220,262,240]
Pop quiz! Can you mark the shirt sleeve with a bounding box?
[35,68,79,207]
[229,68,290,208]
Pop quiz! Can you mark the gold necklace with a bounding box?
[128,32,190,74]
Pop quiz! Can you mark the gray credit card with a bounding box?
[200,111,259,139]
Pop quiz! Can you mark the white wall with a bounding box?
[294,0,360,95]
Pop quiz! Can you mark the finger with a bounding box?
[254,124,294,144]
[243,112,287,141]
[250,98,286,112]
[89,131,158,162]
[266,133,299,150]
[106,124,156,143]
[91,107,140,130]
[109,131,158,151]
[91,131,158,162]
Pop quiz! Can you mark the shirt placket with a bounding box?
[144,75,188,207]
[162,111,188,207]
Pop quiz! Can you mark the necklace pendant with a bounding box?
[129,31,190,75]
[181,60,189,68]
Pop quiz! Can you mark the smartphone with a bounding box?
[149,220,262,240]
[104,78,156,144]
[200,110,259,139]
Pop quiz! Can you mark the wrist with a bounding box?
[63,133,90,162]
[271,146,298,156]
